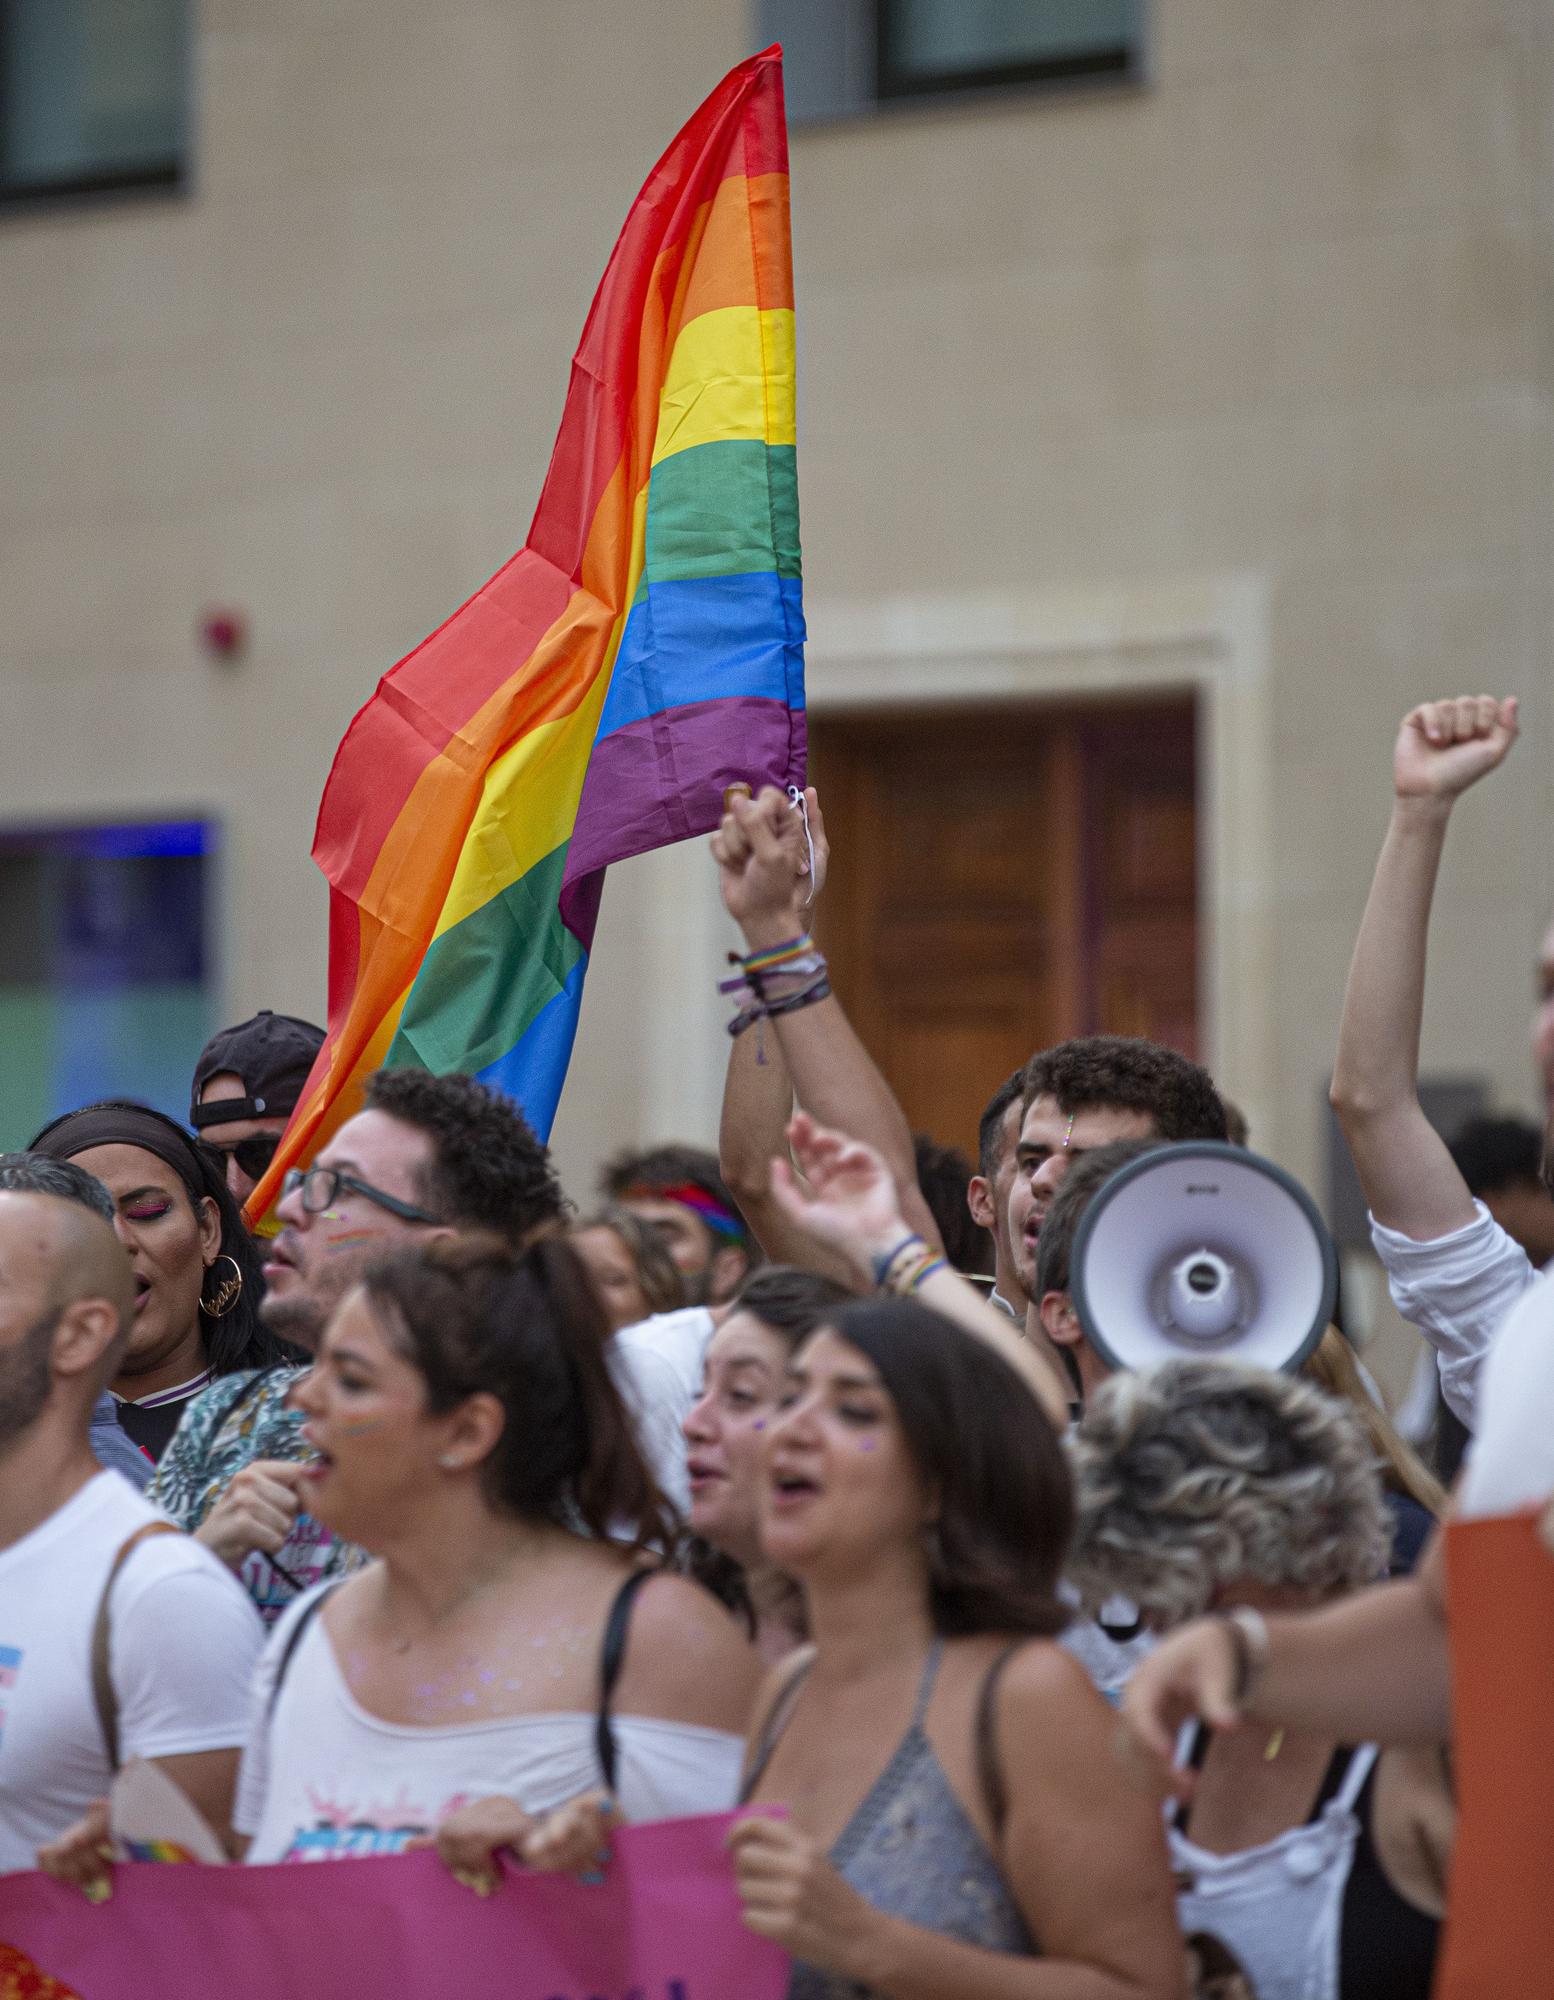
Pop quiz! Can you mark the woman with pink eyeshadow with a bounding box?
[681,1267,850,1665]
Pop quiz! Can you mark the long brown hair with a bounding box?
[829,1298,1074,1638]
[1305,1326,1446,1518]
[362,1232,675,1553]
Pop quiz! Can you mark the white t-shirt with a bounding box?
[1058,1587,1156,1704]
[0,1470,263,1872]
[1369,1201,1538,1428]
[1458,1272,1554,1519]
[236,1585,744,1862]
[608,1307,717,1520]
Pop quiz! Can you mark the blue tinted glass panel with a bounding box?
[882,0,1140,82]
[2,0,188,196]
[0,820,212,1144]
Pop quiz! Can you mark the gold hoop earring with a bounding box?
[199,1253,244,1319]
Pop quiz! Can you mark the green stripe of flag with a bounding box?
[384,842,586,1077]
[644,439,799,586]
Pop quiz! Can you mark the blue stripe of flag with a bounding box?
[595,572,805,742]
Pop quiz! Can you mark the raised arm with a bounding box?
[768,1110,1068,1428]
[712,786,943,1254]
[1330,695,1519,1240]
[715,787,854,1280]
[1121,1530,1451,1789]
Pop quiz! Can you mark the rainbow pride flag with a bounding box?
[248,49,803,1217]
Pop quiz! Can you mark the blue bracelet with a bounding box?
[871,1233,926,1287]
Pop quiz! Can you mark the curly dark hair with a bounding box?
[1033,1137,1164,1302]
[362,1231,673,1553]
[361,1070,566,1244]
[1022,1035,1227,1143]
[913,1133,993,1277]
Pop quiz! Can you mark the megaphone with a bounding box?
[1069,1142,1337,1375]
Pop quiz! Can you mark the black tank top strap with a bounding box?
[266,1580,343,1719]
[1339,1750,1442,1998]
[1309,1742,1360,1819]
[739,1648,818,1802]
[593,1566,658,1796]
[974,1641,1024,1842]
[1171,1720,1212,1831]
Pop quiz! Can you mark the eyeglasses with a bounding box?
[200,1134,281,1183]
[281,1165,443,1226]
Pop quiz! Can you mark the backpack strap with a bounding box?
[593,1567,658,1795]
[91,1520,184,1773]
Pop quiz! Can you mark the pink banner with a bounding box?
[0,1813,788,2000]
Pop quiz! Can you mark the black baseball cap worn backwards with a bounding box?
[191,1011,325,1129]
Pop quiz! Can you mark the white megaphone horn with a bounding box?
[1069,1142,1338,1375]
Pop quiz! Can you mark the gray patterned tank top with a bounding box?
[741,1641,1035,2000]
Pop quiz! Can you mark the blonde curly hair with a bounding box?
[1068,1360,1391,1629]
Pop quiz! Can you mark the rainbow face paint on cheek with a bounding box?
[331,1414,387,1437]
[321,1228,381,1254]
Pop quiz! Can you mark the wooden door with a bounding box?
[807,700,1198,1157]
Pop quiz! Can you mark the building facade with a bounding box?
[0,0,1549,1227]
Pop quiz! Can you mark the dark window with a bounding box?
[0,820,213,1144]
[1,0,189,204]
[759,0,1144,123]
[877,0,1140,99]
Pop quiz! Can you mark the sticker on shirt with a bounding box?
[280,1786,473,1862]
[0,1647,21,1749]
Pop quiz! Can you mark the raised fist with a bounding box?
[1394,695,1519,802]
[710,785,826,938]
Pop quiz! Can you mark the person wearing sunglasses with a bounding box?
[144,1070,568,1625]
[190,1012,327,1216]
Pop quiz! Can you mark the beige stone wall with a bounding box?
[0,0,1549,1216]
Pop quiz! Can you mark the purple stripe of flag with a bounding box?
[559,696,806,948]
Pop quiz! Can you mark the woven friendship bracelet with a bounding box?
[741,932,816,976]
[871,1233,926,1287]
[885,1247,947,1295]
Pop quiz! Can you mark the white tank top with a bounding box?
[1170,1731,1379,2000]
[235,1588,744,1863]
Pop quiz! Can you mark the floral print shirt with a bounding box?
[146,1367,368,1625]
